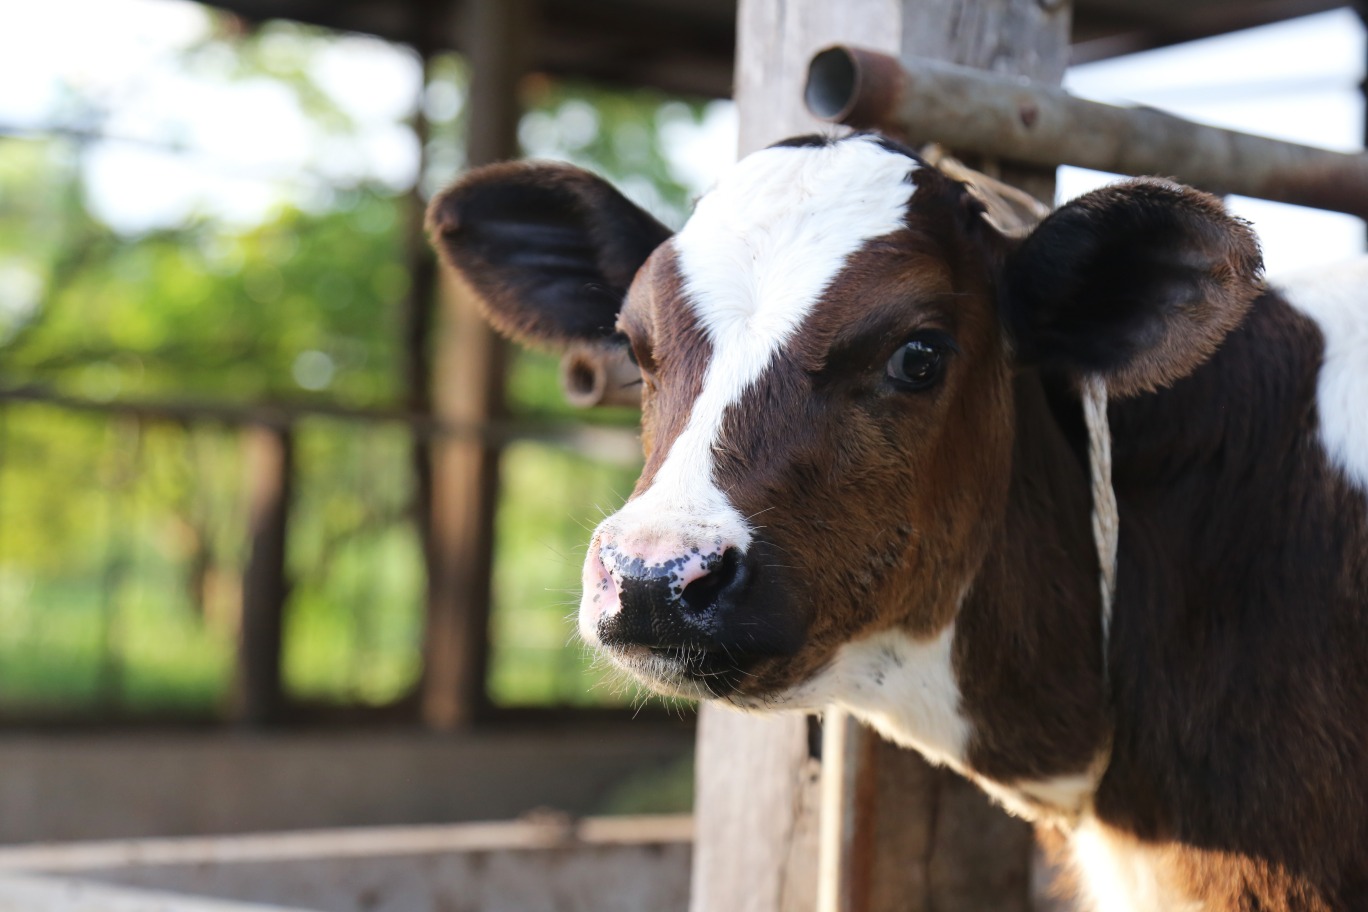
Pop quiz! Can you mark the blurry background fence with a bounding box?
[0,2,721,727]
[1,0,1364,736]
[2,0,1367,889]
[0,375,644,724]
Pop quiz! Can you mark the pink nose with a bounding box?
[604,541,724,592]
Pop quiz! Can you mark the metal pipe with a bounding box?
[559,343,642,409]
[805,45,1368,219]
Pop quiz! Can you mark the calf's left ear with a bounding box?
[426,161,672,351]
[1000,178,1264,396]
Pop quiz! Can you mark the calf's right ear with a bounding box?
[426,161,673,350]
[999,178,1263,397]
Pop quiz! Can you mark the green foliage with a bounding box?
[489,441,643,707]
[519,79,709,228]
[0,6,713,718]
[283,420,425,704]
[2,184,409,406]
[0,407,239,714]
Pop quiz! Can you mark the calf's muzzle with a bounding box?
[591,541,751,649]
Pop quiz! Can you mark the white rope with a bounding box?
[1081,374,1119,681]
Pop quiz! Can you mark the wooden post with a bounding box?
[690,710,824,912]
[692,1,1071,909]
[404,46,438,630]
[420,0,528,730]
[235,422,292,725]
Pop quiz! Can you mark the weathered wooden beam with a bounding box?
[403,47,439,663]
[420,0,528,730]
[690,709,823,912]
[1069,0,1344,64]
[0,817,694,912]
[0,816,694,873]
[0,385,641,460]
[805,44,1368,217]
[233,423,292,726]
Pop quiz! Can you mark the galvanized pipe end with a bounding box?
[805,45,904,129]
[559,343,641,409]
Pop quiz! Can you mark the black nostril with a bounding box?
[599,546,756,650]
[598,540,797,663]
[681,547,746,615]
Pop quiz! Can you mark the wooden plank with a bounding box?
[233,423,292,726]
[899,0,1068,204]
[690,710,822,912]
[818,716,1037,912]
[200,0,737,99]
[0,817,693,912]
[0,817,693,872]
[817,709,859,912]
[420,0,528,730]
[192,0,1346,96]
[1070,0,1343,61]
[422,270,506,730]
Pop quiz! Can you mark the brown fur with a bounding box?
[620,250,709,486]
[429,139,1368,911]
[1090,297,1368,908]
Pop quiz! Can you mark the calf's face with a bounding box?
[429,134,1261,708]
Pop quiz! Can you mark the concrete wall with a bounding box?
[0,726,693,844]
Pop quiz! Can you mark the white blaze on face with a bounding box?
[581,137,919,639]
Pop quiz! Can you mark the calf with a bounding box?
[429,133,1368,912]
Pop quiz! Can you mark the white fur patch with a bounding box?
[975,765,1102,825]
[748,625,971,770]
[1276,256,1368,495]
[1071,817,1203,912]
[745,621,1103,823]
[593,136,919,555]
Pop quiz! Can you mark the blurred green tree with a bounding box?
[0,4,724,716]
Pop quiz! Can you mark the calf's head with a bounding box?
[428,134,1261,706]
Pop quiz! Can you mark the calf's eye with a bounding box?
[886,335,954,390]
